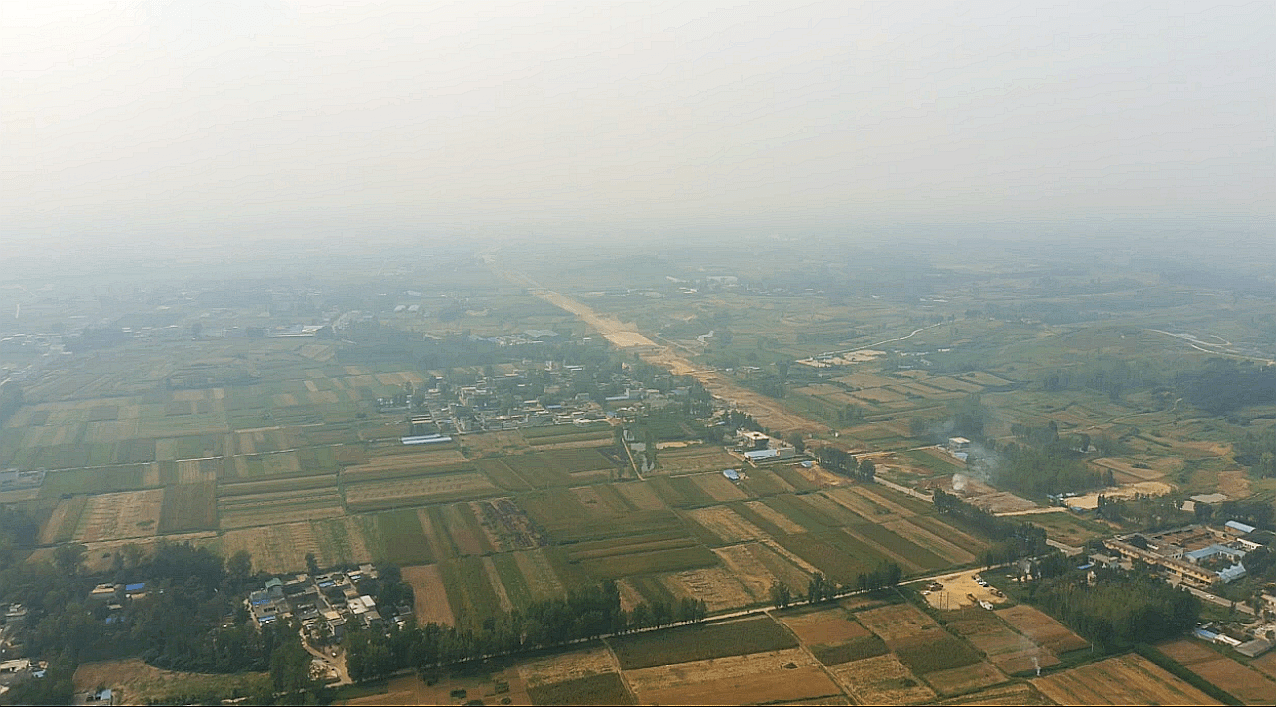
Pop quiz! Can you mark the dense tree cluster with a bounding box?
[1234,427,1276,479]
[1027,568,1200,649]
[343,580,707,683]
[932,490,1048,565]
[812,446,875,481]
[1178,359,1276,415]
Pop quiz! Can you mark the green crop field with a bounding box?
[611,616,798,670]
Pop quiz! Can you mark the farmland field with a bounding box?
[1032,653,1221,705]
[621,648,840,706]
[995,605,1089,655]
[1156,639,1276,705]
[610,616,796,670]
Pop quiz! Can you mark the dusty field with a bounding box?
[1157,638,1276,705]
[74,658,268,705]
[779,607,871,646]
[995,605,1089,654]
[920,570,1009,611]
[76,489,165,542]
[401,564,457,627]
[1032,653,1221,705]
[531,289,658,349]
[828,654,935,705]
[1253,650,1276,681]
[968,491,1039,514]
[622,648,840,706]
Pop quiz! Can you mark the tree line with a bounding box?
[811,445,875,481]
[932,489,1048,566]
[342,580,707,683]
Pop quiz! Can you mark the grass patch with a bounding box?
[578,545,718,580]
[611,616,797,670]
[894,633,983,675]
[812,634,889,665]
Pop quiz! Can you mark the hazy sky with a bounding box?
[2,0,1272,244]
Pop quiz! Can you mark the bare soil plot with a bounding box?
[968,491,1039,514]
[76,489,165,542]
[1090,457,1167,481]
[1253,651,1276,681]
[1032,653,1221,705]
[622,648,840,706]
[74,658,269,706]
[995,605,1088,654]
[1157,638,1276,705]
[401,564,457,627]
[659,566,756,612]
[779,607,870,646]
[829,654,935,705]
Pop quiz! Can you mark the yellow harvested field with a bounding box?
[1157,639,1276,705]
[614,482,667,510]
[713,542,809,600]
[624,648,840,706]
[885,519,977,565]
[1033,654,1220,705]
[401,564,456,627]
[924,661,1006,696]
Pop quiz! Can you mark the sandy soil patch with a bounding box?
[968,491,1039,514]
[829,654,935,705]
[919,570,1008,611]
[402,564,457,627]
[623,648,839,706]
[779,608,870,646]
[1218,469,1252,499]
[1065,480,1174,509]
[1032,653,1220,705]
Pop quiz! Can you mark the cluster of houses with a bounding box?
[1099,522,1259,586]
[384,359,694,436]
[246,565,410,643]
